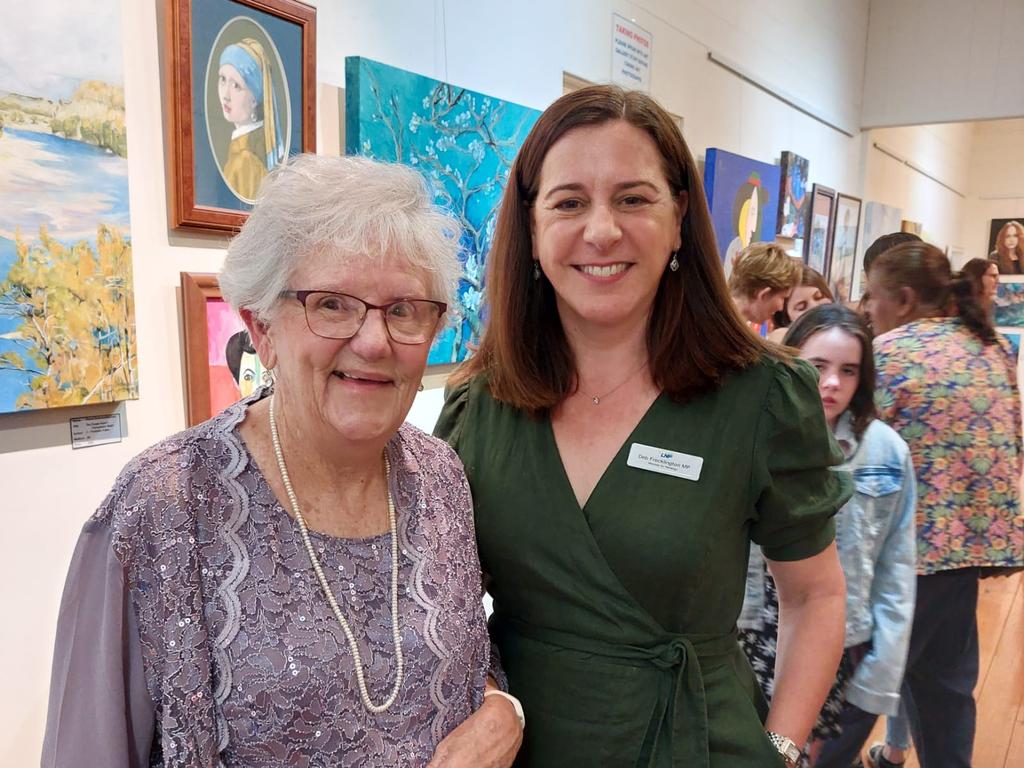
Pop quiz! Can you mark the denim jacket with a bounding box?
[739,414,917,716]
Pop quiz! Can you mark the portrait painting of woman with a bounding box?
[206,21,289,203]
[989,219,1024,275]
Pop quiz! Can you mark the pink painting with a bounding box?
[205,298,246,414]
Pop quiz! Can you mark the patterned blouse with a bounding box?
[874,318,1024,575]
[41,391,493,767]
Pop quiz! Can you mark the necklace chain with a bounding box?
[584,360,648,405]
[269,394,404,714]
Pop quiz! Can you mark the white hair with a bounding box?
[219,154,463,320]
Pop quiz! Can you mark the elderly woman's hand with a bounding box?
[426,691,523,768]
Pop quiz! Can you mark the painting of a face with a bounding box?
[1005,227,1020,250]
[218,63,256,126]
[237,350,269,396]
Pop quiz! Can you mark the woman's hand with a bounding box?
[426,690,523,768]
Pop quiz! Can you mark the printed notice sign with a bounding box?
[627,443,703,481]
[70,414,123,450]
[612,14,652,92]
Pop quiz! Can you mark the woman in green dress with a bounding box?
[435,85,851,768]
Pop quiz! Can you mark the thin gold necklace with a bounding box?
[582,360,648,405]
[268,394,404,713]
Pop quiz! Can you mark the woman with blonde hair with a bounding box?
[729,241,803,327]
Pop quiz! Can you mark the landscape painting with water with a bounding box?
[345,57,540,365]
[0,1,136,413]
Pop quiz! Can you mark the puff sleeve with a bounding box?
[749,359,853,561]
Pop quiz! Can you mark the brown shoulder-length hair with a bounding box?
[450,85,775,415]
[782,304,877,439]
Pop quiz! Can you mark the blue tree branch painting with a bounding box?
[345,57,539,365]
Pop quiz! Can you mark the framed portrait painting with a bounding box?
[804,184,836,277]
[168,0,316,232]
[988,218,1024,276]
[180,272,270,426]
[828,194,861,303]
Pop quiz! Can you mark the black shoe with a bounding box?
[865,744,905,768]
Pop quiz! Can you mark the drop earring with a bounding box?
[669,252,680,272]
[533,261,541,281]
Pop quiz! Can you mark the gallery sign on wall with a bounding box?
[345,57,540,367]
[0,0,137,414]
[611,14,653,93]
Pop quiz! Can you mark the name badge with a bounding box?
[626,443,703,481]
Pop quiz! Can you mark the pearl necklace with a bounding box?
[268,394,404,714]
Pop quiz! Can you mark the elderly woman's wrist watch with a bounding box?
[766,731,801,767]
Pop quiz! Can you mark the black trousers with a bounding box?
[816,568,979,768]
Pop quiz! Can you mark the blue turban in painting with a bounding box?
[219,38,285,171]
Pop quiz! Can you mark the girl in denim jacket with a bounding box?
[739,304,917,766]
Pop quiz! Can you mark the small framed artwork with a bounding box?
[804,184,836,276]
[828,193,862,302]
[776,151,809,239]
[168,0,316,233]
[988,219,1024,276]
[180,272,270,426]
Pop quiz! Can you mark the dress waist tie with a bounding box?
[502,618,740,768]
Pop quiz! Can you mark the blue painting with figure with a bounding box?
[703,148,781,279]
[345,57,540,365]
[994,279,1024,327]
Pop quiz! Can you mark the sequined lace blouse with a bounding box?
[42,393,493,767]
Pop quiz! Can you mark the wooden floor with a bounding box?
[863,572,1024,767]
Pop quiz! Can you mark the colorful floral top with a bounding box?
[874,318,1024,575]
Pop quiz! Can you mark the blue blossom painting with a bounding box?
[703,148,781,279]
[345,57,540,365]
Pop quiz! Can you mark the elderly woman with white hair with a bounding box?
[41,155,523,768]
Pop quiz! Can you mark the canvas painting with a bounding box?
[852,201,904,300]
[994,278,1024,328]
[0,1,137,413]
[345,57,540,366]
[703,148,781,278]
[828,194,861,302]
[988,218,1024,276]
[776,151,808,239]
[805,184,835,276]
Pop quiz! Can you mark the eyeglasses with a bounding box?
[281,290,447,345]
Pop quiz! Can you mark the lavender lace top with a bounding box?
[42,392,493,768]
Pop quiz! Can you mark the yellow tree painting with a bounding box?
[0,1,137,412]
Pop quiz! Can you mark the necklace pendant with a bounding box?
[592,396,600,405]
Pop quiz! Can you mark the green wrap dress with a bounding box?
[435,357,852,767]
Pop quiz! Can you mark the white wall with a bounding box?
[963,118,1024,260]
[863,0,1024,128]
[0,0,870,763]
[861,121,975,259]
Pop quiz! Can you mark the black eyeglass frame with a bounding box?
[280,290,448,345]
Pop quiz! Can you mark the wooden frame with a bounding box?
[168,0,316,233]
[804,183,836,277]
[828,193,862,303]
[180,272,222,425]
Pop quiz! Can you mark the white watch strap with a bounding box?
[484,689,526,729]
